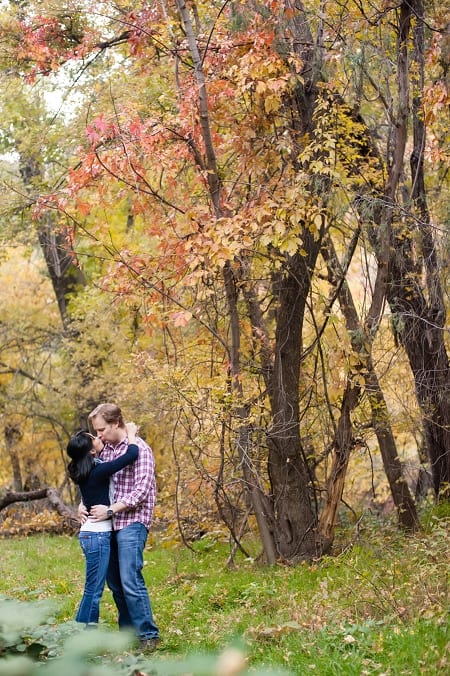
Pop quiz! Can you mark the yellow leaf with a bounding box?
[264,95,280,114]
[171,311,193,327]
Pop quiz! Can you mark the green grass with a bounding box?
[0,511,448,675]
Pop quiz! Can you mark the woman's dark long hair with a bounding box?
[67,431,95,485]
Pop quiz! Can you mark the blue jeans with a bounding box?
[76,531,111,624]
[107,523,159,640]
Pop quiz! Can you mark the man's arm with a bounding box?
[117,443,155,507]
[78,501,89,523]
[89,499,128,520]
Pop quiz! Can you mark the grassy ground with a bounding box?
[0,508,448,675]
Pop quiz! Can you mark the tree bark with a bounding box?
[17,152,86,329]
[404,0,449,496]
[321,237,419,531]
[0,487,78,525]
[37,220,86,329]
[176,1,279,560]
[241,251,323,561]
[318,381,361,547]
[0,488,48,510]
[266,247,322,561]
[363,1,450,496]
[177,0,328,561]
[4,424,23,492]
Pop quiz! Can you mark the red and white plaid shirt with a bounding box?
[100,435,156,530]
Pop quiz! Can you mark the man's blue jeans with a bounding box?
[76,531,111,624]
[107,523,159,640]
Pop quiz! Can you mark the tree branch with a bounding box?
[0,488,79,526]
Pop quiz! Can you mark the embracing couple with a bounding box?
[66,403,160,651]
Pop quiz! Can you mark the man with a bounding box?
[87,403,160,650]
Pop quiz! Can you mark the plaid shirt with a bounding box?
[100,435,156,530]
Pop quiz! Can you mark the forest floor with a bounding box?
[0,505,448,675]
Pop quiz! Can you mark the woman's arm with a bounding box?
[89,422,140,521]
[92,422,139,479]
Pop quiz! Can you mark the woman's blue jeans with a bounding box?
[76,531,111,624]
[107,522,159,640]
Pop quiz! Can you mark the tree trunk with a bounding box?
[403,0,449,496]
[266,251,321,561]
[385,281,450,496]
[17,152,86,329]
[318,381,361,548]
[37,220,86,329]
[4,424,23,492]
[363,1,450,496]
[365,366,420,529]
[0,487,78,526]
[322,235,419,530]
[223,262,278,564]
[241,252,323,561]
[178,1,325,561]
[259,0,330,561]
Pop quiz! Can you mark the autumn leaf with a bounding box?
[171,311,193,327]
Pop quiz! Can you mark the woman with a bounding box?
[66,422,139,627]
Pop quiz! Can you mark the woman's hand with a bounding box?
[125,421,138,443]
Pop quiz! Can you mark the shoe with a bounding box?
[138,637,160,652]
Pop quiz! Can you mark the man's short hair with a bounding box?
[88,403,125,428]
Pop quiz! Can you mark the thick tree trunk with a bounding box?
[178,1,326,562]
[364,1,450,496]
[260,1,329,561]
[241,252,323,561]
[267,251,321,561]
[385,278,450,496]
[404,0,450,495]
